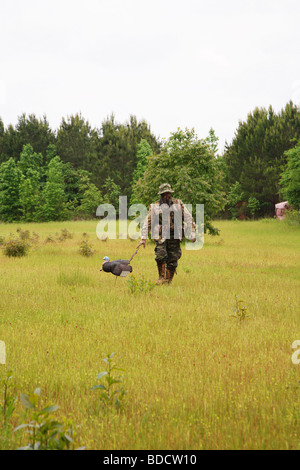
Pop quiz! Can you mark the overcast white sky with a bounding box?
[0,0,300,153]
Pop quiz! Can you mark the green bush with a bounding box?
[1,228,41,258]
[57,228,73,241]
[91,353,128,413]
[14,387,81,450]
[2,237,29,258]
[78,234,95,257]
[280,141,300,210]
[127,275,155,294]
[284,209,300,225]
[44,234,56,244]
[16,227,30,240]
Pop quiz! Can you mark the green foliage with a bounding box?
[78,234,95,257]
[18,143,43,177]
[57,228,73,241]
[91,353,128,412]
[43,229,74,244]
[98,114,161,196]
[248,196,261,218]
[102,176,121,213]
[284,209,300,225]
[0,368,17,449]
[44,235,56,244]
[0,112,160,222]
[0,369,16,427]
[56,113,100,185]
[134,127,226,235]
[57,269,91,287]
[14,387,77,450]
[76,182,102,219]
[130,139,153,205]
[280,141,300,210]
[2,236,30,258]
[224,102,300,217]
[19,172,41,222]
[205,127,219,156]
[0,113,55,164]
[0,157,22,222]
[0,144,83,223]
[38,156,68,221]
[1,228,39,257]
[1,103,299,224]
[54,112,161,196]
[0,369,83,450]
[228,182,245,207]
[127,275,156,294]
[230,294,252,323]
[17,145,43,221]
[227,182,245,218]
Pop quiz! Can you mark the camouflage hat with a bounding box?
[158,183,174,195]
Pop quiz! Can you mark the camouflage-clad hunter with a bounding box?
[136,183,196,285]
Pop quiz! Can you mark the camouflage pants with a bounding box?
[154,239,182,270]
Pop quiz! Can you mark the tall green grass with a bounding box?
[0,219,299,449]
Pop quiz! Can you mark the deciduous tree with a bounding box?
[134,128,226,235]
[280,141,300,209]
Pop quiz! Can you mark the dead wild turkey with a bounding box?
[100,256,133,277]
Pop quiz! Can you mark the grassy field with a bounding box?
[0,218,299,450]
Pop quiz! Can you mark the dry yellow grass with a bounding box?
[0,219,299,449]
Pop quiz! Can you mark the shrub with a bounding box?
[57,228,73,241]
[91,353,128,412]
[2,237,30,258]
[14,388,80,450]
[227,182,245,219]
[230,294,252,323]
[16,227,39,245]
[79,234,95,257]
[248,197,260,219]
[127,275,155,294]
[0,368,17,450]
[1,228,41,258]
[0,371,84,449]
[16,227,30,240]
[44,235,56,244]
[284,209,300,226]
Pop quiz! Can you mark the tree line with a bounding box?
[0,101,299,230]
[222,101,300,218]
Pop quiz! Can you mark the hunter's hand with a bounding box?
[136,239,146,249]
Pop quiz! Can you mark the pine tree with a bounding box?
[224,101,300,216]
[98,114,161,196]
[56,113,100,184]
[0,158,22,221]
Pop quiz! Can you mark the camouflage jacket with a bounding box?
[141,198,196,242]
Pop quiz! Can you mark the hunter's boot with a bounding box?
[166,267,176,284]
[156,261,166,285]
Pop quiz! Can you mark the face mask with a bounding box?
[160,194,172,206]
